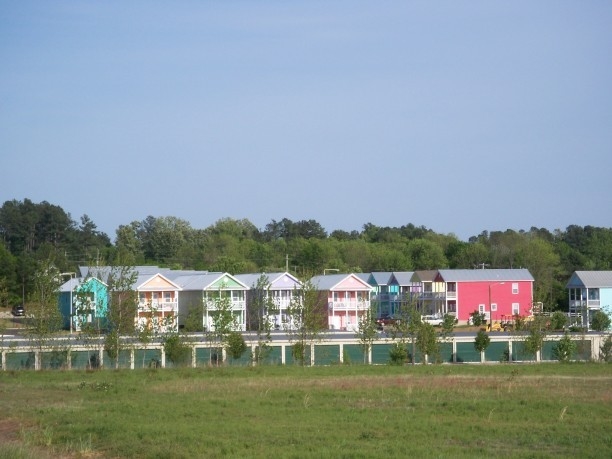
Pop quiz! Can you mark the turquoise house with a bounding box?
[566,271,612,330]
[59,276,109,331]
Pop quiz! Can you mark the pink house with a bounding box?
[310,273,372,331]
[436,269,535,324]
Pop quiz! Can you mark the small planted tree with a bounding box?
[550,311,569,331]
[416,322,439,364]
[523,316,548,362]
[553,333,577,363]
[104,261,138,369]
[163,333,191,367]
[591,310,611,332]
[205,291,238,365]
[28,258,64,369]
[600,336,612,363]
[474,330,491,363]
[469,310,486,327]
[356,302,379,364]
[249,275,276,365]
[226,331,247,363]
[284,278,327,366]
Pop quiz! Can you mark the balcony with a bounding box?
[138,301,178,312]
[204,300,246,311]
[328,300,370,311]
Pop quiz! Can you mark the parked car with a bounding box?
[375,314,400,329]
[422,314,444,326]
[11,304,25,317]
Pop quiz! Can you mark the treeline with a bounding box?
[1,198,611,311]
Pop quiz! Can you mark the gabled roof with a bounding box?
[172,272,248,291]
[354,273,371,283]
[79,265,163,282]
[436,269,534,282]
[368,272,393,286]
[310,273,372,291]
[59,276,107,292]
[411,270,439,282]
[566,271,612,288]
[135,273,182,291]
[391,272,416,286]
[234,272,301,289]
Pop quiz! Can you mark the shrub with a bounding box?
[226,331,247,360]
[389,343,408,365]
[550,311,568,331]
[553,333,577,362]
[469,311,486,327]
[591,311,611,332]
[163,334,191,366]
[474,330,490,353]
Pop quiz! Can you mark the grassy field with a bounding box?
[1,363,611,458]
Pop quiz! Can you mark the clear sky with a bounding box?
[2,1,611,242]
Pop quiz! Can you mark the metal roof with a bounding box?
[566,271,612,288]
[391,272,416,286]
[310,273,372,290]
[368,272,393,286]
[437,269,534,282]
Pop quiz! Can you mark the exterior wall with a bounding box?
[59,279,109,331]
[327,277,372,331]
[177,290,203,329]
[456,281,533,322]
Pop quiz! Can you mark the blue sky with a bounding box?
[2,1,611,242]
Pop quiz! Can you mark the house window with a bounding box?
[164,292,172,302]
[512,283,519,294]
[491,303,497,312]
[447,282,456,292]
[478,304,485,314]
[512,303,520,315]
[588,289,600,301]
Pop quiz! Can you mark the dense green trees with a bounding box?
[2,198,612,313]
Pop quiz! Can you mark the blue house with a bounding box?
[59,276,109,331]
[566,271,612,330]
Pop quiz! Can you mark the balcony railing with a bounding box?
[328,300,370,311]
[138,301,178,312]
[204,300,246,311]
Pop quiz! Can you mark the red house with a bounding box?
[436,269,535,324]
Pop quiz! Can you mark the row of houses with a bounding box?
[58,267,612,333]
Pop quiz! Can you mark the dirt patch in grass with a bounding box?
[0,417,21,444]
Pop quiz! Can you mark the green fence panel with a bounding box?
[485,341,510,363]
[284,344,312,366]
[343,344,366,365]
[164,347,194,368]
[41,350,74,370]
[103,349,132,369]
[314,344,340,366]
[256,346,283,365]
[438,342,453,363]
[195,347,213,367]
[228,348,253,367]
[456,342,481,363]
[134,349,162,369]
[511,341,536,362]
[69,350,99,370]
[542,340,557,361]
[4,352,35,370]
[372,343,393,364]
[195,347,227,367]
[575,339,592,361]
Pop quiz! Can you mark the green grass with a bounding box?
[1,364,611,458]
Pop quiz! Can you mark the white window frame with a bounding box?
[512,283,519,294]
[491,303,497,312]
[512,303,520,315]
